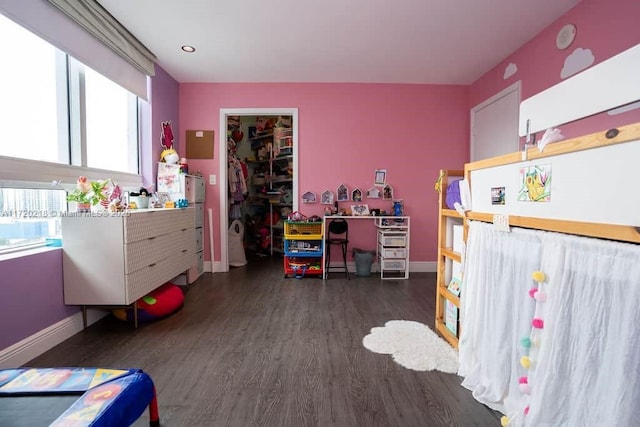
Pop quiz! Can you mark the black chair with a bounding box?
[325,218,349,279]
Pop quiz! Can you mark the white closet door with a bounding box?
[471,81,520,161]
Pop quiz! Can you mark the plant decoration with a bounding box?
[66,176,111,206]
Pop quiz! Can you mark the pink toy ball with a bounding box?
[532,318,544,329]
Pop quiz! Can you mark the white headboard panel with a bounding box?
[519,43,640,137]
[469,137,640,227]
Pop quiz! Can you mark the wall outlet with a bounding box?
[209,174,216,185]
[493,214,510,232]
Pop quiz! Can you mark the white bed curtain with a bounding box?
[459,221,640,426]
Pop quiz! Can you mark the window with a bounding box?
[0,14,141,253]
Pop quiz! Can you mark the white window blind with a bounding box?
[0,0,155,100]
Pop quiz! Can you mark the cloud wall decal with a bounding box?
[504,63,518,80]
[561,47,595,79]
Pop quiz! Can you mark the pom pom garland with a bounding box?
[520,356,531,369]
[519,383,531,394]
[531,271,546,282]
[533,290,548,302]
[520,337,532,348]
[529,288,538,298]
[501,415,510,426]
[524,406,530,415]
[532,318,544,329]
[519,376,528,384]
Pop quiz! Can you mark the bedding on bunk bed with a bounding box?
[458,221,640,427]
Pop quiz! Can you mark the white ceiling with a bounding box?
[98,0,581,85]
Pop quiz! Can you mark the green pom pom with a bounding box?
[520,337,532,348]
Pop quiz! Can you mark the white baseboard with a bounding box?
[330,261,437,274]
[0,309,108,369]
[207,260,437,275]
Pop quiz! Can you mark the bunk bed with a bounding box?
[456,43,640,426]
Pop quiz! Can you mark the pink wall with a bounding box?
[470,0,640,140]
[179,83,469,263]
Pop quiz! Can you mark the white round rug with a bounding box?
[362,320,459,373]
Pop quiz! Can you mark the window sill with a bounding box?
[0,246,61,263]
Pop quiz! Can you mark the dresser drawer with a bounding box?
[195,228,204,252]
[194,203,204,228]
[379,246,407,259]
[125,227,194,274]
[124,208,194,243]
[125,247,194,303]
[378,232,407,247]
[381,259,406,270]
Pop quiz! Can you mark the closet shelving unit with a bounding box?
[245,120,294,255]
[435,169,465,349]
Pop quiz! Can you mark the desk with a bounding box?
[322,216,410,280]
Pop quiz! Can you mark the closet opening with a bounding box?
[218,108,299,273]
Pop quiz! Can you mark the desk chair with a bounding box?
[325,218,350,279]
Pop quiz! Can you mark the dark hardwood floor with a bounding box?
[27,254,499,427]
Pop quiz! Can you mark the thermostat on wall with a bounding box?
[556,24,577,50]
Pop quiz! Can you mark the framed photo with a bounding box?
[382,184,393,200]
[321,190,334,205]
[366,187,381,199]
[337,184,349,202]
[351,204,370,216]
[374,169,387,186]
[302,191,317,203]
[157,192,171,204]
[352,188,363,202]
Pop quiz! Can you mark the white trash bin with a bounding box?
[229,219,247,267]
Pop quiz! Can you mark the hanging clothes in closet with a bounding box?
[228,138,247,220]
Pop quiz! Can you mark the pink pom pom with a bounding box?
[529,288,538,298]
[524,406,530,415]
[519,383,531,394]
[519,376,528,384]
[534,291,547,302]
[532,318,544,329]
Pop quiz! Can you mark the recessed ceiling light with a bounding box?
[181,45,195,53]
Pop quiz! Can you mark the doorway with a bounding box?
[217,108,299,272]
[470,81,521,161]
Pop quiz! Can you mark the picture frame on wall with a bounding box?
[302,191,317,203]
[366,187,381,199]
[351,204,370,216]
[321,190,334,205]
[374,169,387,186]
[352,188,363,202]
[337,184,349,202]
[382,184,393,200]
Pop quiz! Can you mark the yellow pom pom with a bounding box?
[531,271,546,282]
[520,356,531,369]
[501,415,510,426]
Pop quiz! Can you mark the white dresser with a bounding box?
[62,208,195,322]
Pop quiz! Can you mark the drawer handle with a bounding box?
[147,236,156,241]
[181,228,188,232]
[182,249,188,253]
[148,263,156,267]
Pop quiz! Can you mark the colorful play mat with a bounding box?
[0,367,159,426]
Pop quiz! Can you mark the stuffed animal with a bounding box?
[160,121,179,164]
